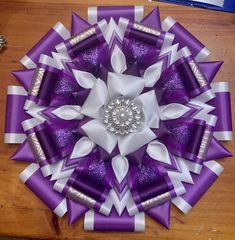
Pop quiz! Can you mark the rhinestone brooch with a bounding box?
[104,97,142,135]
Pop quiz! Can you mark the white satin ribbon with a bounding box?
[118,123,156,156]
[143,61,163,87]
[134,90,160,128]
[111,155,129,183]
[72,69,97,89]
[111,45,127,73]
[70,136,95,159]
[107,72,145,99]
[81,79,109,119]
[147,140,172,165]
[159,103,190,120]
[52,105,84,120]
[81,119,117,154]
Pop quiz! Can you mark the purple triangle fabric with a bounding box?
[206,137,232,161]
[11,140,36,162]
[67,199,88,224]
[146,200,171,228]
[141,7,161,30]
[71,12,91,36]
[198,61,223,84]
[12,69,35,91]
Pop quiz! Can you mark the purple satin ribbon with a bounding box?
[5,94,29,135]
[208,91,232,132]
[97,6,136,23]
[20,165,66,217]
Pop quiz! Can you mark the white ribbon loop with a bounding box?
[111,155,129,183]
[111,45,127,73]
[52,105,84,120]
[81,79,109,119]
[160,103,190,120]
[70,137,95,159]
[143,61,163,87]
[147,140,172,165]
[72,69,97,89]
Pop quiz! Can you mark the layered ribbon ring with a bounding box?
[4,6,233,231]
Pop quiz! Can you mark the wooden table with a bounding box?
[0,0,234,239]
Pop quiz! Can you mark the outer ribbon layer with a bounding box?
[4,5,233,233]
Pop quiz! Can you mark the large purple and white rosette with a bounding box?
[5,6,233,232]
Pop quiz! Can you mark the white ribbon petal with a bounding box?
[72,69,97,89]
[143,61,163,87]
[81,79,109,119]
[147,140,171,165]
[107,72,145,99]
[160,103,190,120]
[70,137,95,159]
[111,155,129,183]
[81,119,117,154]
[52,105,84,120]
[134,90,160,128]
[118,123,156,156]
[111,45,127,73]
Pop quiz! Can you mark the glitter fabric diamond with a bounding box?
[52,128,77,148]
[131,39,151,59]
[137,165,157,186]
[104,97,142,135]
[88,161,106,182]
[171,125,193,145]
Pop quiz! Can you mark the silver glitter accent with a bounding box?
[198,130,212,160]
[141,192,171,210]
[29,68,45,96]
[133,23,160,36]
[188,60,207,87]
[0,35,7,50]
[66,186,96,208]
[104,97,142,135]
[69,27,96,46]
[28,132,46,162]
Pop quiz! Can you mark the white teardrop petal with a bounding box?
[70,137,95,159]
[111,45,127,73]
[160,103,190,120]
[143,61,163,87]
[111,155,129,183]
[52,105,84,120]
[72,69,97,89]
[147,140,171,165]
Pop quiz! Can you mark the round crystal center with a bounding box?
[104,97,142,135]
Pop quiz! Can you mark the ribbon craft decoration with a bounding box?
[4,6,233,232]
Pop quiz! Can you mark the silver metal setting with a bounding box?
[104,97,142,135]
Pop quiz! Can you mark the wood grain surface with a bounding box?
[0,0,235,239]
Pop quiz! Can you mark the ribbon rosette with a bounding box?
[5,6,233,232]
